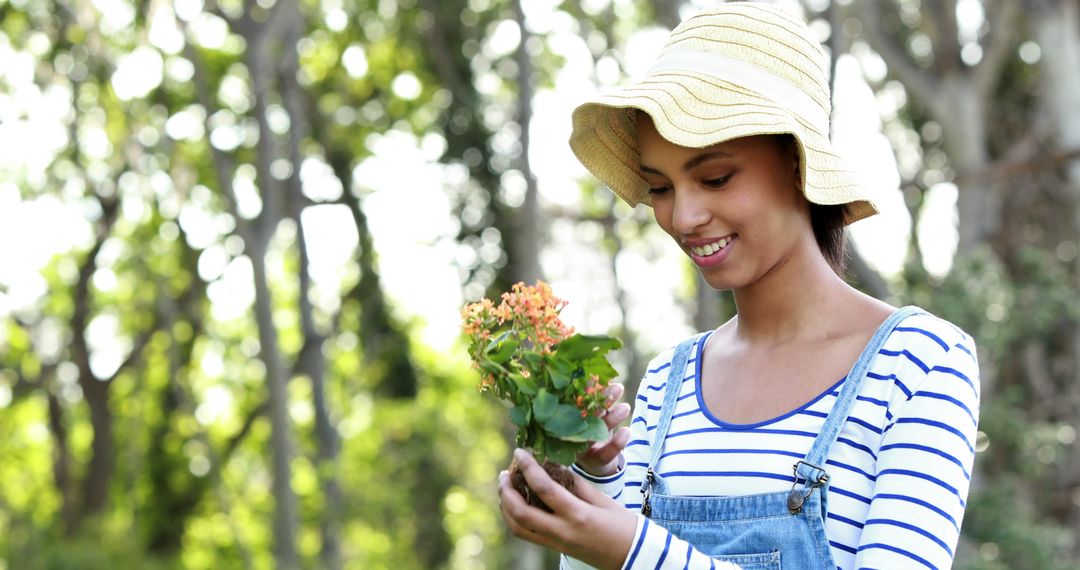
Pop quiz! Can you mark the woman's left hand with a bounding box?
[498,448,638,570]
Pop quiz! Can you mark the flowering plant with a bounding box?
[462,281,622,466]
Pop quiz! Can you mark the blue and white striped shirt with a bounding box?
[568,311,980,570]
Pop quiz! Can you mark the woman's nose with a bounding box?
[671,185,711,235]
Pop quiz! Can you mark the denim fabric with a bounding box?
[639,306,922,569]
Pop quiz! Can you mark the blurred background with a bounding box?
[0,0,1077,568]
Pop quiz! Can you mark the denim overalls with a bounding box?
[638,306,920,569]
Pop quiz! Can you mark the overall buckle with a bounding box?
[787,460,829,514]
[640,468,656,516]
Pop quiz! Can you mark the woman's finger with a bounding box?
[512,449,583,517]
[602,402,631,430]
[604,382,624,405]
[586,426,630,463]
[498,471,560,548]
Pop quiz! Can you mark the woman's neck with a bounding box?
[729,245,854,345]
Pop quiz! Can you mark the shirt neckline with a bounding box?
[692,328,846,430]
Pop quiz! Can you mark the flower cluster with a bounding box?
[499,281,575,349]
[461,281,622,465]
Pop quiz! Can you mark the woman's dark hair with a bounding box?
[773,134,848,275]
[810,202,848,275]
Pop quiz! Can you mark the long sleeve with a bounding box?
[618,514,742,569]
[853,336,980,568]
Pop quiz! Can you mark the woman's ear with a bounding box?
[777,135,802,189]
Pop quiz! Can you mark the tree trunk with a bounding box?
[853,1,1012,256]
[249,244,300,570]
[46,391,76,532]
[936,82,997,254]
[510,0,543,286]
[80,378,113,516]
[280,4,344,560]
[69,196,119,530]
[245,11,300,567]
[1028,0,1080,223]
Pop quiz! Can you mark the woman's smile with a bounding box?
[685,234,737,267]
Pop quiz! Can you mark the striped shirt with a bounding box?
[566,311,980,570]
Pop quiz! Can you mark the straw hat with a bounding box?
[569,2,877,225]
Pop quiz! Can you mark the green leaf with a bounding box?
[532,389,558,422]
[562,416,608,443]
[549,357,577,389]
[514,374,539,397]
[556,334,622,361]
[544,438,584,466]
[581,355,619,382]
[523,351,545,369]
[485,331,519,364]
[509,403,531,427]
[542,404,588,438]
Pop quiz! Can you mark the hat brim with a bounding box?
[570,72,877,225]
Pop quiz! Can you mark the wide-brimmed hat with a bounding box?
[569,2,877,225]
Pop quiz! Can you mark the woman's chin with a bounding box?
[698,271,741,292]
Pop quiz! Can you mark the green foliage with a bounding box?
[957,476,1075,570]
[913,245,1080,567]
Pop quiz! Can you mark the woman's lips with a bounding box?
[686,235,736,267]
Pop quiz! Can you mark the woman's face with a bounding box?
[636,113,815,291]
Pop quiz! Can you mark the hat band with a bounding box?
[644,49,830,133]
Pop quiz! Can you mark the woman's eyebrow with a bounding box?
[640,151,732,176]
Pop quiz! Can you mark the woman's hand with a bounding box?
[499,449,638,570]
[575,383,632,477]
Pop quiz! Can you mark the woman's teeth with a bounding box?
[690,237,731,257]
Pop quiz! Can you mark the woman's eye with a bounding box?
[648,185,671,195]
[703,174,733,188]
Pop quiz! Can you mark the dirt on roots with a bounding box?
[509,457,576,513]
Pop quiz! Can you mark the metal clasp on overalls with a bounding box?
[787,460,829,514]
[641,468,656,516]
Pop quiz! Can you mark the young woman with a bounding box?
[498,3,980,570]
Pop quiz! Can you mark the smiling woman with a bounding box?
[496,4,981,570]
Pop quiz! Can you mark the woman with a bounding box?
[498,3,980,570]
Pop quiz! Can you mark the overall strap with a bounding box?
[647,336,700,470]
[641,335,700,515]
[796,306,923,484]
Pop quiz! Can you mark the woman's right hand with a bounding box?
[575,382,632,477]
